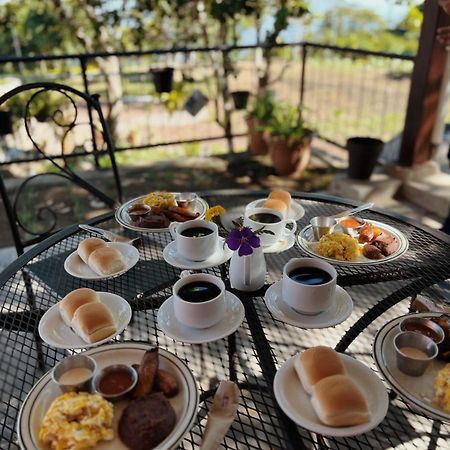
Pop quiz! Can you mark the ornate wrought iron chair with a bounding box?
[0,83,123,369]
[0,82,123,256]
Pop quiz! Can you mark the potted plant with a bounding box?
[205,206,267,292]
[151,67,174,94]
[263,104,313,177]
[246,93,276,156]
[160,84,188,114]
[231,90,250,110]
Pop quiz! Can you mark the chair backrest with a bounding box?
[0,82,123,255]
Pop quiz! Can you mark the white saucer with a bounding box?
[38,292,132,349]
[157,291,244,344]
[163,238,232,270]
[274,353,389,437]
[264,281,353,328]
[64,242,139,280]
[220,206,245,231]
[262,232,296,254]
[246,198,305,221]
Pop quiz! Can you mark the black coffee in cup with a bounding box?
[288,267,332,285]
[181,227,213,238]
[178,281,221,302]
[248,213,281,224]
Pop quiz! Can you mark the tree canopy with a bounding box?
[310,4,422,54]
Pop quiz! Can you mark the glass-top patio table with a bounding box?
[0,190,449,450]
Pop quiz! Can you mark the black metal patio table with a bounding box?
[1,190,450,450]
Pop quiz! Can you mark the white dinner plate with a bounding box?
[157,291,244,344]
[373,312,450,422]
[163,238,232,270]
[264,281,353,329]
[64,242,140,280]
[274,353,389,437]
[38,292,132,349]
[297,219,409,265]
[17,343,199,450]
[115,193,209,233]
[245,198,305,221]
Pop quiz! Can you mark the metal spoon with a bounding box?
[333,202,374,219]
[79,224,141,246]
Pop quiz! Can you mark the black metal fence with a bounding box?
[0,42,415,167]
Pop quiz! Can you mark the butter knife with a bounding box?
[200,381,240,450]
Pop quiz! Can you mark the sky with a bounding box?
[240,0,420,44]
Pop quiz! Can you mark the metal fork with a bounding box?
[79,224,141,246]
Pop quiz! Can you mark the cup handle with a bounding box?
[180,270,193,279]
[169,222,179,240]
[283,219,297,235]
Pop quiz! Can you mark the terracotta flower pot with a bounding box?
[268,134,312,177]
[246,116,268,156]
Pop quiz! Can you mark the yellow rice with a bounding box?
[317,232,359,261]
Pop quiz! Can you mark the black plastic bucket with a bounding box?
[346,137,384,180]
[151,68,174,94]
[0,111,13,135]
[231,91,250,110]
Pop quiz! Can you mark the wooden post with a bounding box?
[399,0,450,166]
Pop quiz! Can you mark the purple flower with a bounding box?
[226,226,260,256]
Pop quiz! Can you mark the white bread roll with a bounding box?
[88,246,126,276]
[59,288,99,327]
[78,238,106,264]
[268,190,291,209]
[294,346,345,394]
[263,198,288,217]
[311,374,370,427]
[71,302,116,343]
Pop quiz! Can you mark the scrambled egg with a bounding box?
[39,392,114,450]
[317,232,359,261]
[434,363,450,413]
[143,191,176,212]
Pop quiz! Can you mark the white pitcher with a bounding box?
[229,246,266,291]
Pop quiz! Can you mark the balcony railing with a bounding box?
[0,42,415,167]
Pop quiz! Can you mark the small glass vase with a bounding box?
[229,246,266,292]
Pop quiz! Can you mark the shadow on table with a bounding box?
[27,250,180,301]
[324,403,435,449]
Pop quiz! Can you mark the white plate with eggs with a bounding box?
[38,292,132,349]
[17,343,199,450]
[64,242,139,280]
[373,312,450,422]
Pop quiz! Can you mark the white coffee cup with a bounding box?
[244,207,297,247]
[173,273,226,329]
[169,219,218,261]
[282,258,337,315]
